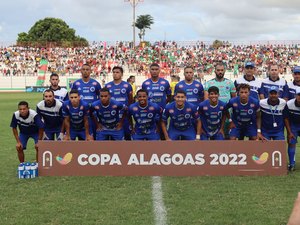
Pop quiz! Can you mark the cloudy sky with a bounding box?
[1,0,300,45]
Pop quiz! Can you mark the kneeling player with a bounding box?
[161,90,200,140]
[128,89,161,140]
[62,89,92,141]
[198,86,227,140]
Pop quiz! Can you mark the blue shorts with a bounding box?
[70,130,86,140]
[290,127,300,144]
[96,129,124,141]
[19,133,39,150]
[168,126,196,140]
[201,132,224,140]
[230,124,257,138]
[44,130,62,141]
[132,133,160,141]
[262,132,285,141]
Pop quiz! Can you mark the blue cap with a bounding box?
[269,86,279,93]
[293,66,300,73]
[245,61,255,68]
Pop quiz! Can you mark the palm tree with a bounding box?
[135,14,154,42]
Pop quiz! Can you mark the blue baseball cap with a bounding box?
[269,86,279,93]
[293,66,300,73]
[245,61,255,68]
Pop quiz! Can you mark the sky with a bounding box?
[1,0,300,45]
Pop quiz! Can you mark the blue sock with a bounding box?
[288,146,296,166]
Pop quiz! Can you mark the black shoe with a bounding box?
[288,165,296,172]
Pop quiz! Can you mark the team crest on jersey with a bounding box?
[233,103,238,107]
[226,86,230,90]
[79,111,83,116]
[111,110,116,116]
[160,86,165,91]
[106,84,111,88]
[161,81,166,84]
[169,109,174,113]
[145,81,150,85]
[185,114,191,119]
[149,106,154,111]
[90,87,95,92]
[92,82,97,85]
[148,113,154,118]
[203,106,208,110]
[186,108,192,112]
[112,105,118,109]
[121,88,126,94]
[133,107,138,111]
[193,88,198,94]
[248,109,254,114]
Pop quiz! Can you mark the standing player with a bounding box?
[198,86,227,140]
[161,90,200,140]
[225,84,260,140]
[49,73,68,102]
[71,64,102,137]
[105,66,133,140]
[62,89,92,141]
[90,88,125,141]
[128,89,161,140]
[36,89,63,140]
[259,63,289,100]
[287,66,300,100]
[257,86,291,141]
[142,63,171,109]
[204,63,236,139]
[10,101,44,162]
[286,89,300,171]
[175,66,204,105]
[234,62,262,101]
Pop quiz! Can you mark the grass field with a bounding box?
[1,92,299,225]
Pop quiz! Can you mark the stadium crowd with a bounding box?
[1,41,300,79]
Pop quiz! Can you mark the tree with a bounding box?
[135,14,154,42]
[16,17,88,47]
[211,40,223,49]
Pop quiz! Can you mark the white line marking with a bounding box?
[152,176,167,225]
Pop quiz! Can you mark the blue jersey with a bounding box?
[287,81,300,100]
[71,78,101,104]
[62,100,90,131]
[234,76,262,100]
[259,98,288,135]
[175,80,204,105]
[105,81,132,105]
[50,86,68,102]
[286,99,300,128]
[142,78,171,108]
[36,99,63,132]
[128,102,161,135]
[10,109,44,135]
[260,77,289,99]
[198,99,226,136]
[225,96,260,127]
[90,99,124,130]
[162,101,199,131]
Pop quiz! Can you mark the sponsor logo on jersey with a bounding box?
[169,109,174,113]
[80,106,84,110]
[149,106,154,111]
[76,82,80,85]
[106,84,111,88]
[145,81,150,85]
[179,85,183,88]
[92,82,97,85]
[133,107,138,111]
[124,84,128,88]
[161,81,166,84]
[203,106,208,110]
[220,106,224,110]
[233,103,238,107]
[95,106,100,110]
[112,105,118,109]
[186,108,192,112]
[195,83,200,87]
[250,104,255,108]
